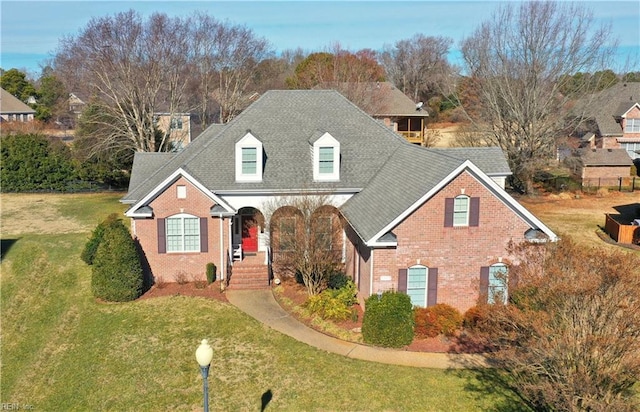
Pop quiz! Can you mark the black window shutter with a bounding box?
[469,197,480,227]
[157,218,166,254]
[427,268,438,306]
[200,217,208,253]
[444,198,454,227]
[480,266,490,302]
[397,269,408,293]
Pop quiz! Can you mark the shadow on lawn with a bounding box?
[260,389,272,411]
[447,358,533,412]
[1,238,19,262]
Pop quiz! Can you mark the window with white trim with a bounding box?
[318,147,334,174]
[235,132,263,181]
[407,265,428,307]
[176,185,186,199]
[166,214,200,252]
[242,147,257,174]
[453,195,470,226]
[621,142,640,159]
[488,264,508,304]
[624,118,640,133]
[313,132,340,181]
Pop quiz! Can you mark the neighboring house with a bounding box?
[68,92,87,118]
[579,148,634,187]
[369,82,430,146]
[0,87,35,122]
[155,112,192,151]
[577,82,640,159]
[122,90,557,313]
[315,82,430,146]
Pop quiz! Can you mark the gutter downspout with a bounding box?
[369,249,374,298]
[219,215,225,292]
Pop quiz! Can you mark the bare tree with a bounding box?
[380,34,454,102]
[472,238,640,411]
[54,10,273,156]
[262,193,344,296]
[54,11,191,154]
[458,1,617,193]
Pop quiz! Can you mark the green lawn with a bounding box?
[1,192,519,411]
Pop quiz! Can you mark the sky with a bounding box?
[1,0,639,78]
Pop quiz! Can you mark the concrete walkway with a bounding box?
[226,289,489,369]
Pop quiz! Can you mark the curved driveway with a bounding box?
[226,289,488,369]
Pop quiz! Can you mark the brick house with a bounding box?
[577,82,640,159]
[123,90,557,312]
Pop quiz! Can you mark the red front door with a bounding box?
[241,216,258,253]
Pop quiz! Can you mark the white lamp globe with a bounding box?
[195,339,214,367]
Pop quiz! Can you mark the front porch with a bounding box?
[227,250,270,289]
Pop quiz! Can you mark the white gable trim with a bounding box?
[313,132,340,181]
[235,132,263,182]
[621,102,640,118]
[125,168,235,218]
[366,160,558,246]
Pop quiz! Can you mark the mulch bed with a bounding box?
[273,278,486,354]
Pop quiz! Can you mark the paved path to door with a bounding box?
[226,289,489,369]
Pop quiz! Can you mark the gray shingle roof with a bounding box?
[580,148,633,166]
[578,82,640,136]
[125,90,512,242]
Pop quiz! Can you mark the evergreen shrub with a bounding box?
[362,291,414,347]
[206,263,216,284]
[91,219,143,302]
[81,213,120,265]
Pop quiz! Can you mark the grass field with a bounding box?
[1,193,520,411]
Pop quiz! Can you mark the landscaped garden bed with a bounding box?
[272,278,487,354]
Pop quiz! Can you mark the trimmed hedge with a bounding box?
[362,291,414,348]
[91,219,143,302]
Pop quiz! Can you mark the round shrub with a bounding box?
[414,307,440,338]
[91,219,143,302]
[429,304,463,336]
[327,272,350,289]
[362,291,414,348]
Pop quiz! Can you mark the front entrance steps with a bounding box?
[227,251,269,290]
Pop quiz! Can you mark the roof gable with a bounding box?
[0,88,36,114]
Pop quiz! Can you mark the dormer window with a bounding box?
[313,132,340,181]
[235,132,263,182]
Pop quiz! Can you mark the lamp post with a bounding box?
[195,339,214,412]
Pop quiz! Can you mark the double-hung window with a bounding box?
[453,195,469,226]
[166,214,200,252]
[625,118,640,133]
[242,147,257,175]
[318,147,334,174]
[488,264,508,304]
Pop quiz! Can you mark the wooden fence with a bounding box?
[604,214,639,244]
